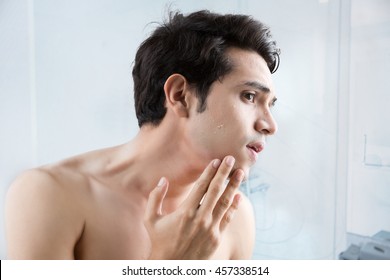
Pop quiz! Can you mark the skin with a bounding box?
[5,47,277,260]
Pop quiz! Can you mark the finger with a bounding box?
[198,155,235,215]
[212,169,244,222]
[182,159,221,210]
[219,193,241,232]
[144,177,169,223]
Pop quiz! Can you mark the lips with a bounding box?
[246,141,265,161]
[247,141,264,153]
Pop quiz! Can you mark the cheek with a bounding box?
[186,115,227,158]
[219,108,250,138]
[210,110,249,152]
[185,114,220,158]
[187,105,251,159]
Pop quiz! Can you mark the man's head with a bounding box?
[132,10,280,127]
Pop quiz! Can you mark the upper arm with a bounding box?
[5,169,84,259]
[229,191,256,259]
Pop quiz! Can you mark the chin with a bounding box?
[231,160,251,182]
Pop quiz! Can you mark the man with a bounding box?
[5,10,279,259]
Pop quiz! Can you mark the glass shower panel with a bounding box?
[242,0,342,259]
[347,0,390,237]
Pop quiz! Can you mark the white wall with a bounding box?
[1,0,389,260]
[0,0,34,260]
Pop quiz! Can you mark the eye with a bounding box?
[243,92,256,103]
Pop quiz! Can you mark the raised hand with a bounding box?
[144,156,244,259]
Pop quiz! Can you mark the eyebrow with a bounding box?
[240,81,271,94]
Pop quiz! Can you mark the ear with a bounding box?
[163,74,192,118]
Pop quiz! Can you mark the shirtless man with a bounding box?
[5,10,279,259]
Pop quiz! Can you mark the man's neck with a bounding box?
[105,122,208,212]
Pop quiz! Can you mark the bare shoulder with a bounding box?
[228,190,256,259]
[7,164,91,206]
[5,165,88,259]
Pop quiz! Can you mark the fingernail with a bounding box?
[226,156,235,167]
[212,159,221,168]
[236,194,242,204]
[157,177,166,187]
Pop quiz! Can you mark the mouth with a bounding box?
[246,142,265,162]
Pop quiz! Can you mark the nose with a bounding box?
[254,110,278,135]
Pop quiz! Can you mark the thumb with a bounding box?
[144,177,169,223]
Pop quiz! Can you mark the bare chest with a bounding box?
[74,188,152,259]
[75,211,232,260]
[74,184,232,259]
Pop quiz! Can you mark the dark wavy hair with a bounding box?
[132,10,280,127]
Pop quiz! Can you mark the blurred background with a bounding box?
[0,0,389,259]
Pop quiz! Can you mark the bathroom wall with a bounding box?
[1,0,388,260]
[0,0,34,260]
